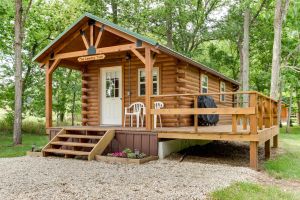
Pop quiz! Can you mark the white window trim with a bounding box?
[138,67,159,96]
[201,74,208,94]
[220,81,226,102]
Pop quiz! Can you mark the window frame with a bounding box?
[138,67,159,96]
[201,74,208,94]
[220,81,226,102]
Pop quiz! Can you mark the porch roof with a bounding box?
[33,12,240,86]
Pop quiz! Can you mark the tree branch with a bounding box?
[250,0,269,25]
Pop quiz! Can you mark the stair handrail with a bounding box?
[88,129,115,161]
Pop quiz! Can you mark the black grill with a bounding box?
[197,96,219,126]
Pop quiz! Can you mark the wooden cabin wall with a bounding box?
[82,64,100,126]
[123,52,179,127]
[206,73,233,125]
[177,64,200,126]
[81,51,237,127]
[83,58,124,126]
[175,65,236,126]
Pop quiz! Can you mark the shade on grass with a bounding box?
[0,133,48,158]
[211,182,298,200]
[264,126,300,180]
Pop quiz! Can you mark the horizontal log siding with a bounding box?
[175,66,236,127]
[206,73,233,125]
[177,64,200,126]
[123,53,179,127]
[81,51,237,127]
[84,59,123,125]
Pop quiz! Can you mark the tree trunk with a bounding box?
[270,0,290,100]
[13,0,23,145]
[237,35,243,87]
[165,0,173,48]
[297,100,300,125]
[111,0,118,24]
[242,9,250,107]
[296,89,300,125]
[286,93,292,133]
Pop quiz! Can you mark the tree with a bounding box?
[13,0,23,145]
[270,0,290,100]
[242,8,250,105]
[13,0,32,145]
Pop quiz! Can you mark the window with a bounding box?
[220,81,226,102]
[201,74,208,93]
[138,68,159,96]
[105,71,119,98]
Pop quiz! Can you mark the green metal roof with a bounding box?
[33,13,239,85]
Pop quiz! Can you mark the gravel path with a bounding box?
[0,156,259,200]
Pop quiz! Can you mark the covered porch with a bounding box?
[42,17,159,131]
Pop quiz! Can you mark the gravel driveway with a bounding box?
[0,156,259,200]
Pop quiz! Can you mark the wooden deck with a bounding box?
[46,123,278,170]
[48,124,278,143]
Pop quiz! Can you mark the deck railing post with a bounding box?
[258,96,264,130]
[232,114,237,133]
[265,100,271,128]
[270,99,273,126]
[249,92,258,170]
[194,95,198,132]
[249,93,257,135]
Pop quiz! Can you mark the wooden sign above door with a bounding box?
[78,54,106,62]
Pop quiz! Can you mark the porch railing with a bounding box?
[150,91,278,134]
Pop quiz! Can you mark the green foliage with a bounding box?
[0,115,46,134]
[264,126,300,180]
[211,182,298,200]
[0,132,48,157]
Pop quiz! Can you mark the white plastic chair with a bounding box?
[124,102,145,128]
[154,101,164,128]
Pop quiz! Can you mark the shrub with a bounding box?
[22,119,45,134]
[0,115,46,135]
[0,114,14,132]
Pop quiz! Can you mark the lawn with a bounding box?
[0,133,48,158]
[264,126,300,180]
[211,182,298,200]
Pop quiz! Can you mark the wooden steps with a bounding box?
[58,134,102,139]
[51,141,96,148]
[43,149,90,156]
[42,128,115,160]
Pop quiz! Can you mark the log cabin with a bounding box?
[34,13,279,169]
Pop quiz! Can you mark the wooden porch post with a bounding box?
[45,59,61,128]
[145,47,153,130]
[250,141,258,169]
[265,139,271,159]
[45,64,52,128]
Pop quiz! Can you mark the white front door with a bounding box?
[101,66,122,125]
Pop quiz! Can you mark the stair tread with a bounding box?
[43,148,90,156]
[51,141,96,147]
[58,134,102,139]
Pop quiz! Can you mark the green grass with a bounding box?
[0,133,48,158]
[211,182,298,200]
[264,126,300,180]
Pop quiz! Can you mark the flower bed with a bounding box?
[95,148,158,164]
